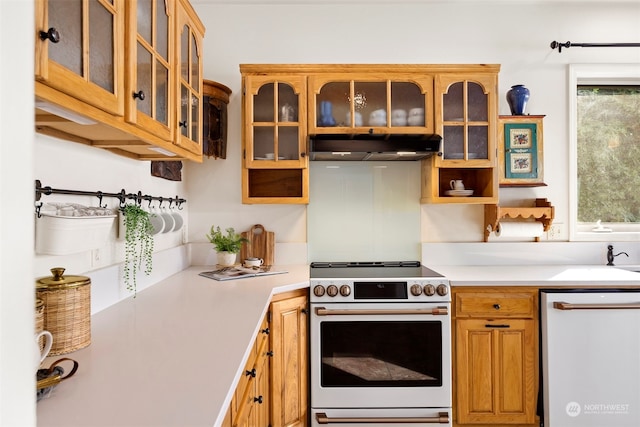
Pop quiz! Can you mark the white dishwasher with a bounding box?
[540,289,640,427]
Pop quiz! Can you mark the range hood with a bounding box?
[308,133,442,161]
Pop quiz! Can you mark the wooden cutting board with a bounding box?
[240,224,275,266]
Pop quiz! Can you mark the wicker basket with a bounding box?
[36,267,91,356]
[35,298,45,351]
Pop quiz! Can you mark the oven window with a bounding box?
[320,320,443,387]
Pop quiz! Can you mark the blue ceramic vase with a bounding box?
[506,84,530,115]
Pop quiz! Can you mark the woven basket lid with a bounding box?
[36,267,90,290]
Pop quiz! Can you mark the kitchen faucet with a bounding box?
[606,245,629,266]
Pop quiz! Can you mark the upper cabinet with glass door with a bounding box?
[174,0,204,155]
[244,76,307,168]
[308,73,434,135]
[35,0,124,116]
[434,74,497,167]
[125,0,174,142]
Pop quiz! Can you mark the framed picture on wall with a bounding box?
[498,115,546,187]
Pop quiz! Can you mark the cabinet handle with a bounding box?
[485,324,510,328]
[301,152,306,158]
[254,396,263,404]
[301,308,309,314]
[260,327,269,335]
[266,350,274,357]
[132,90,145,101]
[493,303,501,310]
[179,121,187,128]
[245,368,256,377]
[39,28,60,43]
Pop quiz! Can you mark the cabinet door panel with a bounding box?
[37,0,123,116]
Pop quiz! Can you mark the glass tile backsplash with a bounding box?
[308,162,421,262]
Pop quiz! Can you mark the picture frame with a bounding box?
[498,115,546,187]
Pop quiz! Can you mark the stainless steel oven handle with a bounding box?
[553,301,640,310]
[314,307,449,316]
[315,412,450,424]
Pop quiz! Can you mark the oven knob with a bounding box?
[410,284,422,296]
[326,284,339,297]
[423,284,436,296]
[313,285,326,297]
[339,285,351,297]
[436,284,449,296]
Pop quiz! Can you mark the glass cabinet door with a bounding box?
[436,75,495,166]
[35,0,124,116]
[245,76,306,166]
[309,76,433,134]
[126,0,173,141]
[175,1,204,155]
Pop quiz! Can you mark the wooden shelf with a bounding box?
[484,198,554,242]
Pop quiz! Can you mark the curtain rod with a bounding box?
[550,40,640,53]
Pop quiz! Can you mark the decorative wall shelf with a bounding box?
[484,198,554,242]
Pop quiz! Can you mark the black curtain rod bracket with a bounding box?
[551,40,640,53]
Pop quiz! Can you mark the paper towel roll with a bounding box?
[495,222,544,238]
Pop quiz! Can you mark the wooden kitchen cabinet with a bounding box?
[34,0,205,162]
[307,73,434,134]
[421,69,500,204]
[35,0,124,116]
[452,288,538,427]
[125,0,174,142]
[270,291,308,427]
[240,68,309,204]
[225,289,309,427]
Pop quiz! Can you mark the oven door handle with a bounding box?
[553,301,640,310]
[314,307,449,316]
[315,412,450,424]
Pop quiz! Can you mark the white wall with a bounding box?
[1,1,36,424]
[189,0,640,247]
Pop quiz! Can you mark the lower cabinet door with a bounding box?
[455,318,536,425]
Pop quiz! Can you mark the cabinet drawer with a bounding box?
[455,292,535,318]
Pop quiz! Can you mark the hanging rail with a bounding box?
[550,40,640,53]
[34,179,186,217]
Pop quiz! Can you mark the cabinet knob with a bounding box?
[493,303,501,310]
[254,396,263,404]
[39,28,60,43]
[179,121,187,128]
[301,308,309,314]
[261,327,269,335]
[266,350,274,357]
[132,90,145,101]
[301,152,306,158]
[245,368,256,377]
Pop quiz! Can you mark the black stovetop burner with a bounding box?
[309,261,444,279]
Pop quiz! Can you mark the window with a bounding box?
[570,64,640,240]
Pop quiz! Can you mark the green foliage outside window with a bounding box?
[577,85,640,223]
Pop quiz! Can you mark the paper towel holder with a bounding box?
[484,198,555,242]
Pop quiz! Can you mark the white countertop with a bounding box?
[36,263,640,427]
[36,265,310,427]
[431,264,640,286]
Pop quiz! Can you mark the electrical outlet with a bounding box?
[91,249,101,267]
[547,223,563,240]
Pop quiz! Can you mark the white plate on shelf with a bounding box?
[445,189,474,197]
[255,156,286,160]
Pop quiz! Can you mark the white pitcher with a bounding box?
[450,179,465,191]
[35,330,53,371]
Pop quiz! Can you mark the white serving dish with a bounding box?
[444,189,474,197]
[35,213,117,255]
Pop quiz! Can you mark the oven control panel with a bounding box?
[310,279,450,303]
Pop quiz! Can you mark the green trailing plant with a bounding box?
[122,204,154,295]
[206,225,248,254]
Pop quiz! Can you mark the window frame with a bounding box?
[569,63,640,241]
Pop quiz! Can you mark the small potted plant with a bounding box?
[206,225,248,266]
[122,204,154,295]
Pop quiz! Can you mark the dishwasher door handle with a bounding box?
[315,412,450,424]
[553,301,640,310]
